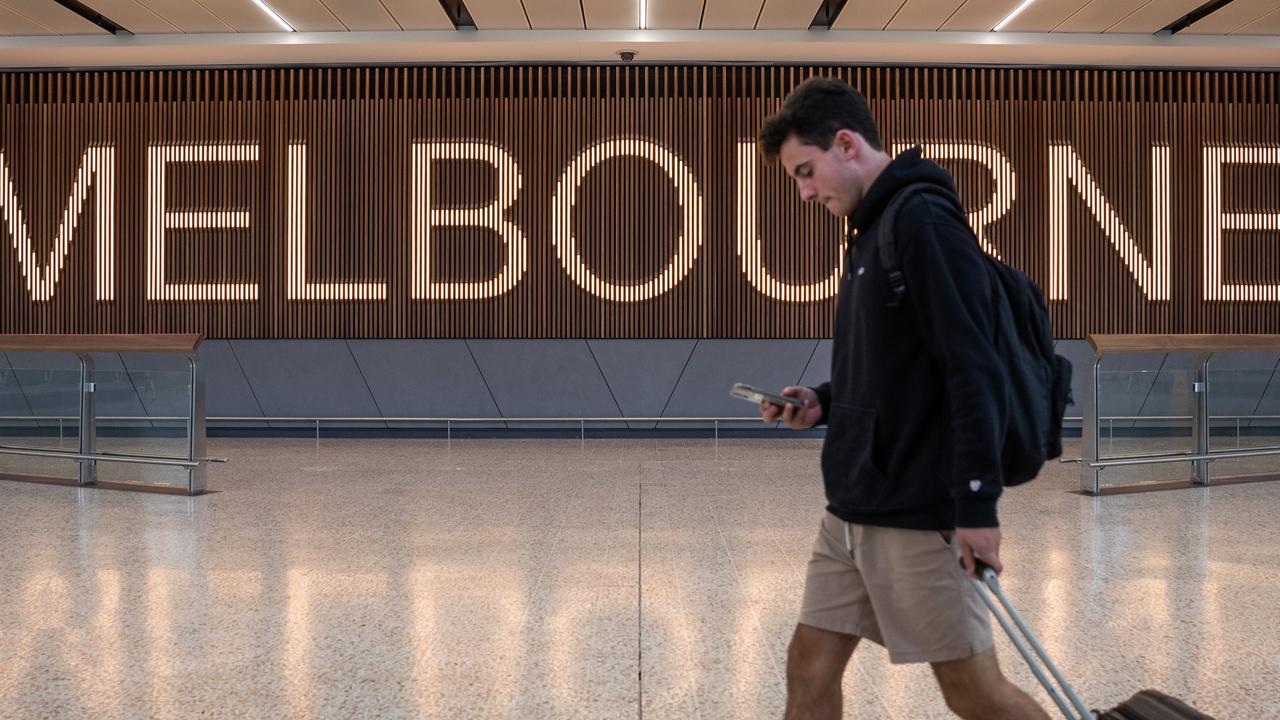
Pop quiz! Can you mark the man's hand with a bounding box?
[955,527,1003,579]
[760,386,822,429]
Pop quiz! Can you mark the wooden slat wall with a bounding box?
[0,65,1277,339]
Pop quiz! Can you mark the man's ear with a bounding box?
[832,128,861,159]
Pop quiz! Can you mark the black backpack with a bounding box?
[876,182,1073,486]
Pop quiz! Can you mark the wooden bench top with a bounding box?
[0,334,203,354]
[1088,334,1280,354]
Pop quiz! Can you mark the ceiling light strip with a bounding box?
[1162,0,1237,35]
[993,0,1037,32]
[51,0,129,34]
[437,0,477,30]
[809,0,851,30]
[251,0,295,32]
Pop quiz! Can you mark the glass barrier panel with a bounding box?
[1207,368,1280,451]
[93,364,193,487]
[0,364,82,452]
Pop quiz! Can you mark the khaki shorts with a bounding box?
[798,511,993,664]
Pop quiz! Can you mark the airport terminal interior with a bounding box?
[2,0,1280,718]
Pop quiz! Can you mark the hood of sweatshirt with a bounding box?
[848,146,960,237]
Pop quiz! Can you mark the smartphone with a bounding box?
[730,382,805,409]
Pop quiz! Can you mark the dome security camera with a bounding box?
[617,49,637,63]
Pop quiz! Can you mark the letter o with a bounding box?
[551,139,703,302]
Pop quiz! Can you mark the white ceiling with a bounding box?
[0,0,1278,67]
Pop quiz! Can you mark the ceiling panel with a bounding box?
[80,0,180,33]
[1187,0,1276,35]
[381,0,452,29]
[2,0,104,33]
[321,0,398,30]
[1237,7,1280,34]
[584,0,637,29]
[199,0,281,32]
[832,0,904,31]
[1052,0,1145,33]
[1107,0,1202,33]
[701,0,762,29]
[0,3,52,34]
[943,0,1020,31]
[647,0,702,28]
[464,0,528,28]
[757,0,823,29]
[886,0,963,30]
[524,0,582,28]
[999,0,1089,32]
[136,0,233,32]
[263,0,344,31]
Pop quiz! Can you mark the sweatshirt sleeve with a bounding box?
[812,382,832,426]
[895,194,1008,528]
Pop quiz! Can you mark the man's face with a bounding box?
[778,131,863,218]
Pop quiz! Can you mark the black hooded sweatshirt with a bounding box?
[813,147,1008,530]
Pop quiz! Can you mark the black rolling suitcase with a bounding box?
[969,562,1216,719]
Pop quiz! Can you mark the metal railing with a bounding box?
[6,407,1279,491]
[0,414,811,443]
[1077,338,1280,494]
[0,350,208,495]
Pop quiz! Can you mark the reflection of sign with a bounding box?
[0,66,1277,338]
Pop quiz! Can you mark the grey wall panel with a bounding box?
[1250,374,1280,428]
[15,338,1267,431]
[587,340,696,429]
[347,340,500,420]
[1254,371,1280,422]
[797,340,833,389]
[1205,352,1280,370]
[663,340,818,424]
[229,340,381,423]
[0,353,36,426]
[1095,350,1166,429]
[2,351,80,421]
[196,341,267,424]
[788,340,834,431]
[1137,352,1201,428]
[118,352,192,419]
[1143,352,1280,424]
[86,353,150,427]
[467,340,621,427]
[1054,340,1092,421]
[1206,353,1280,423]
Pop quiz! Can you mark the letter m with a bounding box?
[0,146,115,302]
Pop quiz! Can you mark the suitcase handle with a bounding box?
[965,559,1095,720]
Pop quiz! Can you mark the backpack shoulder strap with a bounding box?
[876,182,967,308]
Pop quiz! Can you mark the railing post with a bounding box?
[76,353,96,486]
[186,354,207,495]
[1080,353,1103,494]
[1191,353,1213,486]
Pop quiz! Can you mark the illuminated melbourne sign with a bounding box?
[1,66,1277,338]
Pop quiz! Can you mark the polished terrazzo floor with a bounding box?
[1,437,1278,719]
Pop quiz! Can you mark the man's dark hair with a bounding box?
[759,77,882,159]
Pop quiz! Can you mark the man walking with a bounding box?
[757,77,1050,720]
